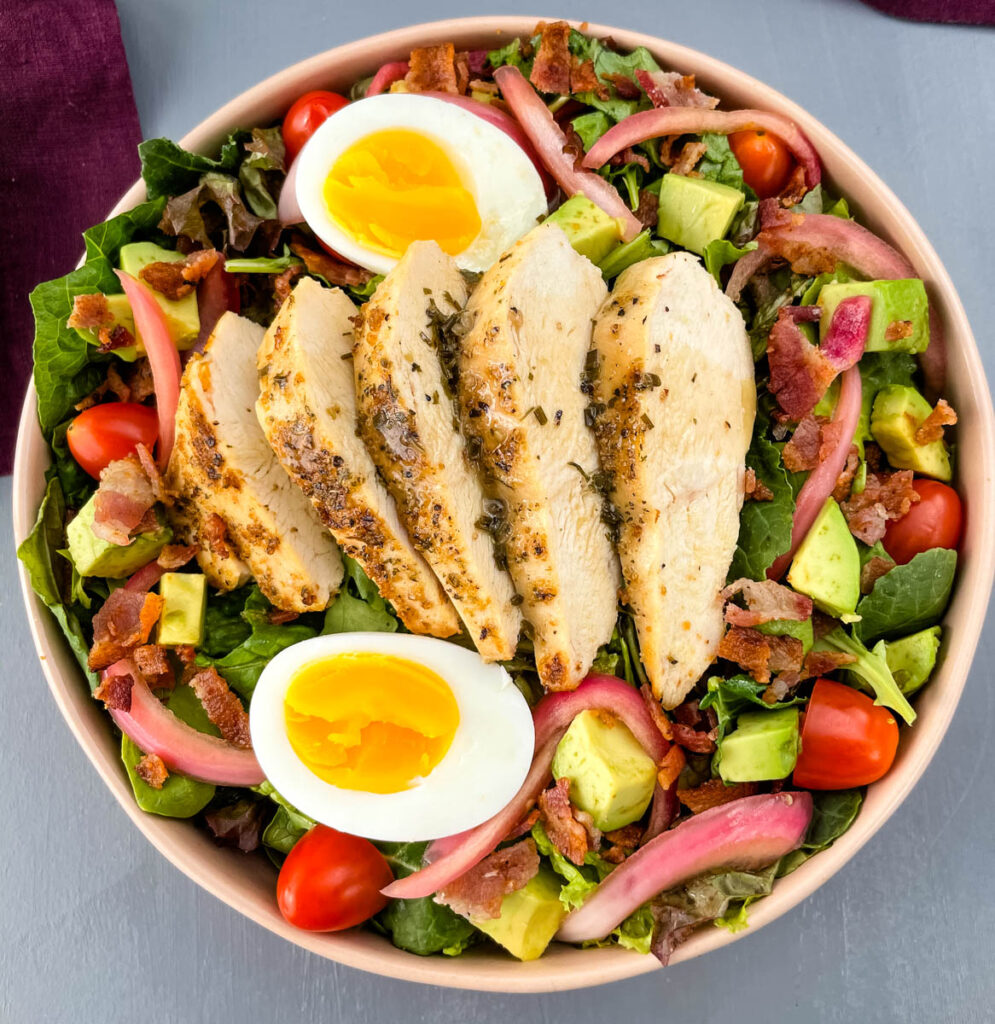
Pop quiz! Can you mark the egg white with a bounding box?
[249,632,535,841]
[293,93,547,275]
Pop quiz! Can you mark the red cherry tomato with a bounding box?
[882,479,963,566]
[729,130,795,198]
[276,825,393,932]
[66,402,159,478]
[793,679,900,790]
[282,90,349,162]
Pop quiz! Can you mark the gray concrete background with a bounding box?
[3,1,993,1021]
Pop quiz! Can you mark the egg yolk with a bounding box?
[323,129,481,258]
[283,652,460,794]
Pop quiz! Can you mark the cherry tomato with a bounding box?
[276,825,393,932]
[882,479,963,566]
[793,679,900,790]
[282,90,349,162]
[66,402,159,478]
[729,130,795,198]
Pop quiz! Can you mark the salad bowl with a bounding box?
[12,15,995,992]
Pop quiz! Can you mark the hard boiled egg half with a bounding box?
[293,93,547,274]
[249,633,535,841]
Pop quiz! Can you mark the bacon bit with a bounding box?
[435,839,540,920]
[127,359,156,402]
[885,320,914,342]
[802,649,857,678]
[634,189,659,230]
[832,446,861,502]
[570,57,606,97]
[201,512,233,560]
[762,675,796,703]
[132,644,173,689]
[670,140,708,177]
[273,264,304,308]
[677,779,758,814]
[722,578,813,628]
[538,777,590,866]
[469,78,498,95]
[718,626,804,684]
[640,683,674,742]
[134,442,166,504]
[267,609,300,625]
[529,20,572,94]
[405,42,460,93]
[915,399,957,445]
[602,823,643,863]
[157,544,198,570]
[861,556,895,594]
[574,807,603,851]
[783,415,827,472]
[670,722,717,754]
[94,664,136,711]
[767,308,841,421]
[601,71,641,100]
[504,807,541,842]
[140,261,194,301]
[89,591,164,670]
[454,50,471,95]
[75,365,131,411]
[181,249,222,283]
[778,165,809,208]
[609,145,651,172]
[68,293,113,330]
[657,744,686,790]
[97,324,136,352]
[635,69,718,110]
[174,644,197,665]
[188,667,252,749]
[289,235,374,288]
[841,470,919,544]
[91,454,157,546]
[136,752,169,789]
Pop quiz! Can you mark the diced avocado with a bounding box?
[884,626,941,696]
[716,707,801,783]
[471,868,565,961]
[545,195,624,265]
[755,617,814,656]
[787,498,860,616]
[818,279,929,354]
[656,174,744,255]
[66,493,172,578]
[72,293,140,362]
[551,709,657,831]
[870,385,952,481]
[158,573,207,646]
[118,241,201,349]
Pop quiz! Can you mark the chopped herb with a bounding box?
[533,406,548,425]
[633,371,662,391]
[641,413,655,429]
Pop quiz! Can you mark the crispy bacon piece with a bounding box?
[94,663,136,711]
[635,69,718,109]
[802,649,858,677]
[75,365,130,411]
[768,310,840,421]
[188,667,252,749]
[127,358,156,402]
[273,264,304,308]
[140,261,194,301]
[832,446,861,502]
[722,578,813,628]
[133,442,166,504]
[676,779,757,814]
[670,723,717,754]
[91,454,157,546]
[778,165,809,208]
[435,839,540,919]
[89,591,164,671]
[634,189,659,230]
[718,626,804,684]
[915,398,957,445]
[670,140,708,177]
[601,71,641,100]
[288,235,373,288]
[745,467,774,502]
[885,320,914,342]
[201,512,233,560]
[68,293,113,330]
[602,823,643,863]
[861,556,895,594]
[529,20,572,94]
[783,415,828,472]
[538,777,590,866]
[156,544,198,570]
[609,145,651,172]
[841,470,919,544]
[132,644,173,689]
[570,57,606,97]
[656,744,686,790]
[406,42,460,94]
[640,683,674,742]
[504,807,541,842]
[181,248,222,284]
[97,324,136,352]
[136,752,169,789]
[174,644,197,665]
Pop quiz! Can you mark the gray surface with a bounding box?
[3,1,994,1021]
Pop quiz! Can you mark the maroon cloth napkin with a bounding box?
[0,0,142,474]
[860,0,995,24]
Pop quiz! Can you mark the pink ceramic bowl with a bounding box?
[12,16,995,993]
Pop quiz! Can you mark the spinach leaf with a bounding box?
[778,789,863,875]
[375,842,478,956]
[262,804,315,855]
[598,231,669,281]
[121,735,215,817]
[49,420,96,510]
[323,555,399,635]
[224,244,302,275]
[697,133,745,190]
[702,239,758,284]
[138,132,246,200]
[855,548,957,643]
[201,587,254,658]
[700,675,805,742]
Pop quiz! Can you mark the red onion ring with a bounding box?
[277,157,303,226]
[367,60,409,97]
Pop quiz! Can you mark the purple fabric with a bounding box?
[0,0,142,474]
[860,0,995,24]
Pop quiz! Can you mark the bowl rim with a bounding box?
[12,14,995,993]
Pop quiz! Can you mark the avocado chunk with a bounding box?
[66,493,172,578]
[118,241,201,349]
[158,573,207,646]
[471,868,566,961]
[72,293,140,362]
[656,174,744,255]
[545,195,624,265]
[870,385,952,481]
[787,498,860,616]
[716,707,801,783]
[551,709,657,831]
[884,626,940,696]
[818,279,928,354]
[755,617,814,655]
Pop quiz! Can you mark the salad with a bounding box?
[20,22,962,965]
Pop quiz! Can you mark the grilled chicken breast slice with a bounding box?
[353,241,521,660]
[256,277,459,637]
[458,224,620,689]
[166,311,343,612]
[591,252,755,708]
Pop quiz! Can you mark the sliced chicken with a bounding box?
[591,252,755,708]
[353,241,521,660]
[256,277,459,637]
[164,498,252,591]
[458,224,620,690]
[166,311,343,612]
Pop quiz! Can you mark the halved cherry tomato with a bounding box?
[66,402,159,478]
[282,90,349,162]
[793,679,900,790]
[883,479,963,566]
[729,129,795,198]
[277,825,393,931]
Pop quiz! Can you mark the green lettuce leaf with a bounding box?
[261,804,315,855]
[138,132,246,200]
[323,555,400,634]
[778,789,863,875]
[487,38,533,76]
[532,821,612,911]
[238,126,286,219]
[571,111,613,150]
[700,675,806,743]
[697,133,745,190]
[702,239,758,283]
